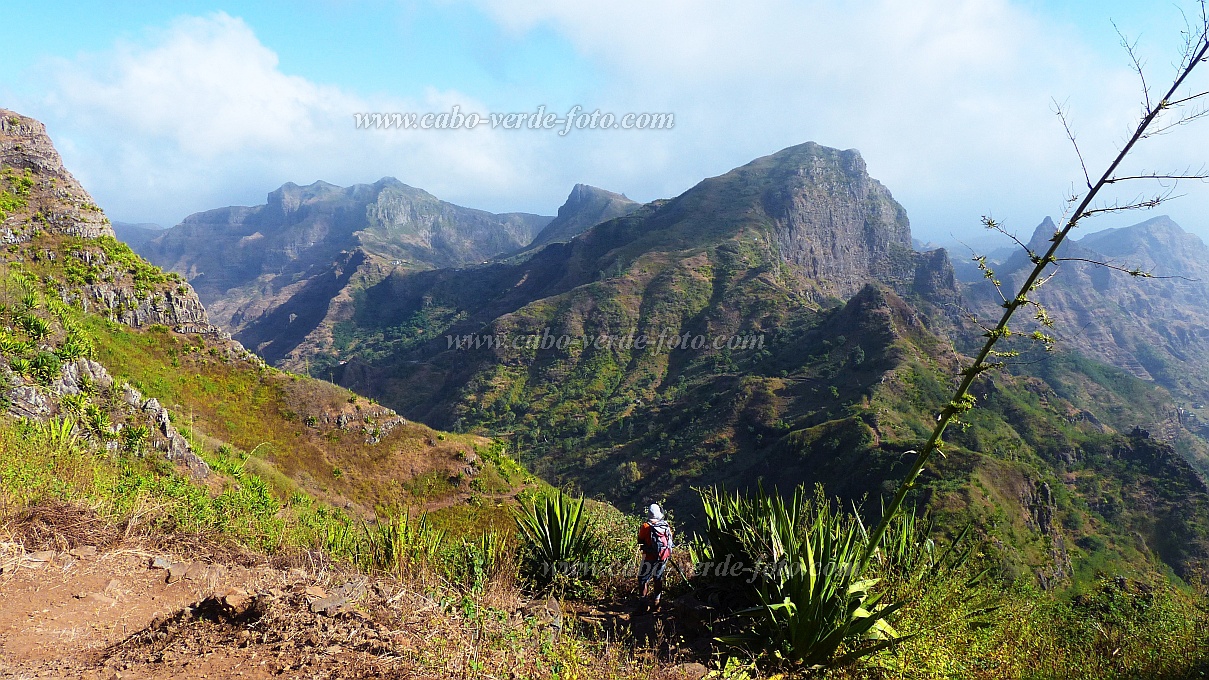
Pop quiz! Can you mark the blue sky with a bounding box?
[3,1,1208,249]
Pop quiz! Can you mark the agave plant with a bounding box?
[55,332,94,362]
[701,485,906,669]
[360,510,444,576]
[513,490,595,588]
[85,404,113,439]
[39,416,79,451]
[19,313,51,340]
[8,356,32,379]
[59,392,89,415]
[121,424,149,453]
[0,331,31,357]
[31,351,61,384]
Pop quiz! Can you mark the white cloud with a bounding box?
[27,12,568,226]
[467,0,1209,239]
[15,3,1209,241]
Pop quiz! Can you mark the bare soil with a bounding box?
[0,505,711,680]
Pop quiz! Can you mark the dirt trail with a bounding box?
[0,542,267,678]
[0,502,713,679]
[420,485,534,512]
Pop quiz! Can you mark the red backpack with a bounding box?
[645,519,673,561]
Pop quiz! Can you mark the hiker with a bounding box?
[637,503,673,607]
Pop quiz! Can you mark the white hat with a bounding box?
[648,503,663,520]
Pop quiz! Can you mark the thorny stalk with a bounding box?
[862,10,1209,568]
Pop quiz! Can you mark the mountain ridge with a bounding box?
[966,214,1209,417]
[517,183,641,255]
[86,126,1209,584]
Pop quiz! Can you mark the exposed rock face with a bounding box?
[1020,477,1072,590]
[53,358,115,396]
[758,143,913,298]
[520,184,640,253]
[4,357,211,479]
[0,109,113,239]
[7,384,51,419]
[1,108,223,336]
[0,109,218,479]
[81,282,217,334]
[910,248,960,301]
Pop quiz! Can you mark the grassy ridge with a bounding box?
[80,314,524,513]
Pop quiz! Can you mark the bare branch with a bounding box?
[1080,188,1181,217]
[1116,21,1153,113]
[1104,169,1209,184]
[862,18,1209,567]
[1054,257,1201,281]
[1166,88,1209,107]
[1055,100,1093,188]
[1143,103,1209,137]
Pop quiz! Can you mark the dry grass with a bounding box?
[81,316,523,515]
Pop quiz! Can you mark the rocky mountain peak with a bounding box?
[562,183,630,212]
[723,142,914,298]
[1026,216,1058,252]
[522,184,641,252]
[0,108,113,239]
[1075,215,1208,276]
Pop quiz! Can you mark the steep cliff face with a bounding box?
[757,144,914,298]
[0,112,111,240]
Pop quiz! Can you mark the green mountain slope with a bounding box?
[287,142,1209,583]
[0,108,522,519]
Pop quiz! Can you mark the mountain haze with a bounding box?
[516,183,640,255]
[967,215,1209,418]
[111,220,164,252]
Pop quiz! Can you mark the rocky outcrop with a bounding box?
[0,108,226,479]
[3,357,210,479]
[80,283,218,334]
[53,358,115,395]
[0,109,112,239]
[121,384,210,479]
[1,108,226,337]
[1020,477,1073,590]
